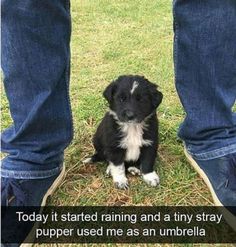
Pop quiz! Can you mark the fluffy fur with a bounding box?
[84,75,163,189]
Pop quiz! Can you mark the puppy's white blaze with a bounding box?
[119,123,152,161]
[107,162,128,185]
[143,171,160,187]
[130,81,139,94]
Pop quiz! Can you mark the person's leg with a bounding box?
[173,0,236,227]
[173,0,236,159]
[1,0,72,204]
[1,2,73,244]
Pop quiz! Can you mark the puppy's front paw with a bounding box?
[114,176,129,190]
[142,171,160,187]
[106,162,128,189]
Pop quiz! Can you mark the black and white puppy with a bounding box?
[84,75,163,189]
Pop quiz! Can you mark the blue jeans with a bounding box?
[1,0,73,179]
[173,0,236,160]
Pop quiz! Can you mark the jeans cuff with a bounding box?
[185,143,236,160]
[0,163,64,179]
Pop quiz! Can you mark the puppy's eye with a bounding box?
[119,95,126,102]
[136,94,142,101]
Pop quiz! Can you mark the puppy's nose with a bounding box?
[124,110,135,120]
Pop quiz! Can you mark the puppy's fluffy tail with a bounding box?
[82,152,105,164]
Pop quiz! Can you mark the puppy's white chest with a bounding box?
[119,123,152,161]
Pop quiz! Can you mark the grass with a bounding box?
[59,0,211,207]
[1,0,235,247]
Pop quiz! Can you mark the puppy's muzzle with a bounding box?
[123,110,136,121]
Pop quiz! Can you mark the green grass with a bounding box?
[0,0,212,218]
[60,0,212,207]
[1,1,234,247]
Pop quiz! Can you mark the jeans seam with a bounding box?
[65,0,74,147]
[186,143,236,160]
[1,163,63,179]
[173,0,179,96]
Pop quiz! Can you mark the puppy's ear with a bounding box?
[148,82,163,108]
[103,81,117,104]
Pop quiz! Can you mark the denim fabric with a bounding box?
[173,0,236,159]
[1,0,73,178]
